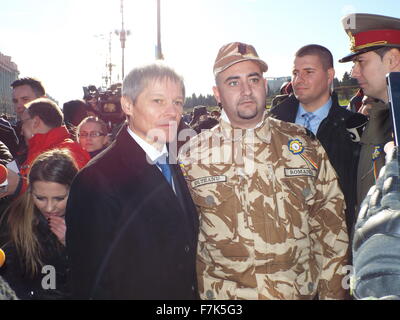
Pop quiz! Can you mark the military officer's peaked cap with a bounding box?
[339,13,400,63]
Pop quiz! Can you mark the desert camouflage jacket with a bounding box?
[178,113,349,300]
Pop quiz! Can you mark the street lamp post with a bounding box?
[115,0,130,80]
[156,0,163,60]
[94,32,115,87]
[107,32,113,85]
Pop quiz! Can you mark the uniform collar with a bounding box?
[219,110,271,143]
[360,100,391,144]
[220,109,264,129]
[368,100,389,118]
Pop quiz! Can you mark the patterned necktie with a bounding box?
[302,112,316,131]
[156,155,172,186]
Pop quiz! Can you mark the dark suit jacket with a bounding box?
[269,93,368,237]
[65,126,199,299]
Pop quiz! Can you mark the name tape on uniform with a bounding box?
[284,168,317,178]
[191,175,227,188]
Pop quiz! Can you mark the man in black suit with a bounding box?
[65,64,199,300]
[269,44,368,237]
[10,77,46,163]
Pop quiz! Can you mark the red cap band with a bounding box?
[351,29,400,52]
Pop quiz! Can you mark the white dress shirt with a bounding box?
[127,127,176,193]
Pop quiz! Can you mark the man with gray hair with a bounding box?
[66,63,199,299]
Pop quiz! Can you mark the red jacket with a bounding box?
[19,126,90,192]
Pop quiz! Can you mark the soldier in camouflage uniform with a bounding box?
[178,42,349,300]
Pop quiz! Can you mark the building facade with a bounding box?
[0,52,19,121]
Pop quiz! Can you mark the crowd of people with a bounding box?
[0,12,400,300]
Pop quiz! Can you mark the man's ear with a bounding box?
[264,78,268,96]
[32,115,41,129]
[327,68,335,88]
[120,96,134,117]
[328,67,335,81]
[388,48,400,70]
[212,86,221,105]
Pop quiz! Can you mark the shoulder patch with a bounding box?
[284,168,317,177]
[191,175,227,188]
[372,144,383,161]
[288,139,304,155]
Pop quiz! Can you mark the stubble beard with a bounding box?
[237,108,258,120]
[237,97,260,120]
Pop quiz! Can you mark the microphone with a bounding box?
[0,164,8,193]
[0,248,5,268]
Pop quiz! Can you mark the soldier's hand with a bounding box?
[352,146,400,299]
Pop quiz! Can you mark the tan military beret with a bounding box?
[213,42,268,76]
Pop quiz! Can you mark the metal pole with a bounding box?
[120,0,126,79]
[156,0,163,60]
[122,44,125,80]
[109,32,112,84]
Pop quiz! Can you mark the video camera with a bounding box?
[83,83,124,130]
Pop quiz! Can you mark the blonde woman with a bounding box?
[0,149,78,299]
[76,116,110,158]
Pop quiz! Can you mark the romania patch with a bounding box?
[372,145,383,161]
[288,139,304,155]
[191,175,227,188]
